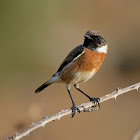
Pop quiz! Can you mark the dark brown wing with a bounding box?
[56,45,84,73]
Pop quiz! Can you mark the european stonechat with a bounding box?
[35,30,108,117]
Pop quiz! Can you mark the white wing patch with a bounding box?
[73,49,85,61]
[95,44,108,54]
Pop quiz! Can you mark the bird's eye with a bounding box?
[96,36,101,40]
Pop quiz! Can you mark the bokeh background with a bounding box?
[1,0,140,140]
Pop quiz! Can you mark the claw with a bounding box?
[89,97,100,109]
[71,104,80,118]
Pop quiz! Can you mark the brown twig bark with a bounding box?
[7,82,140,140]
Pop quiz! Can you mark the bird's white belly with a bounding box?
[73,69,96,84]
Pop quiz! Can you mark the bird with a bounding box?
[35,30,108,117]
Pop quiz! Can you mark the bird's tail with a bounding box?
[35,81,51,93]
[35,73,60,93]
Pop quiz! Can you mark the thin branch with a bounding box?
[131,128,140,140]
[7,82,140,140]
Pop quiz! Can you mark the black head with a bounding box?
[83,30,106,50]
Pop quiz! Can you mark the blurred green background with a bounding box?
[0,0,140,140]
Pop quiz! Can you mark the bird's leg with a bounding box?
[74,84,100,109]
[66,85,80,118]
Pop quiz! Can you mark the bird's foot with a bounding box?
[71,104,80,118]
[89,97,100,109]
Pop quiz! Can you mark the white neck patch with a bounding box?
[94,44,108,54]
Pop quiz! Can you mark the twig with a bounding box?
[7,82,140,140]
[131,128,140,140]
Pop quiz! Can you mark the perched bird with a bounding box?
[35,30,108,117]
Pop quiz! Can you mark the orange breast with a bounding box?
[75,48,106,72]
[60,48,106,84]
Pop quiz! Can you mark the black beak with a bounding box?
[84,34,93,40]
